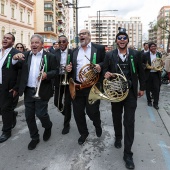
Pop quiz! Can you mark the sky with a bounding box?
[76,0,169,40]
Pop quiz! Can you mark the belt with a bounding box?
[26,86,36,89]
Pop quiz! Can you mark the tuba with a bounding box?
[88,73,129,104]
[69,60,99,100]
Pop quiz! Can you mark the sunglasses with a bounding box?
[78,32,88,36]
[16,46,23,49]
[58,40,67,44]
[117,36,127,40]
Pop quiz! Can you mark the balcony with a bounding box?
[44,7,54,14]
[57,0,62,7]
[44,27,54,32]
[44,19,53,23]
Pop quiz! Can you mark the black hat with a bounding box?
[116,27,129,42]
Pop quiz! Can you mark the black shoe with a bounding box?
[148,102,152,107]
[43,123,52,141]
[123,156,135,169]
[78,135,88,145]
[28,139,40,150]
[12,111,17,129]
[95,126,102,137]
[153,104,159,110]
[114,139,122,149]
[62,126,70,135]
[0,132,11,143]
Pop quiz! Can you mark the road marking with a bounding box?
[159,141,170,170]
[147,106,156,122]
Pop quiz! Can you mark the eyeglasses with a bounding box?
[16,46,23,49]
[117,36,127,40]
[78,32,88,36]
[58,40,67,44]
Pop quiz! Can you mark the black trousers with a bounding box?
[111,89,137,157]
[24,87,52,140]
[72,89,101,136]
[146,72,160,105]
[0,85,14,132]
[54,85,71,128]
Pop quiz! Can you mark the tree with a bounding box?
[154,15,170,52]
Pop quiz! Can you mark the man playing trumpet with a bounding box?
[13,34,58,150]
[53,35,72,134]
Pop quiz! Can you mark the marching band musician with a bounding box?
[103,28,145,169]
[142,42,162,110]
[53,35,72,135]
[70,29,105,145]
[0,33,20,143]
[12,34,58,150]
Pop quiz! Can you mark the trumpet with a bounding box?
[33,58,45,99]
[57,48,70,112]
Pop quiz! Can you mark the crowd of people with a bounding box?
[0,27,170,169]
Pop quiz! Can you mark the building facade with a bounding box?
[0,0,34,49]
[84,16,143,50]
[34,0,70,48]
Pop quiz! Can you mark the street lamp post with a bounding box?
[96,10,118,44]
[65,1,90,47]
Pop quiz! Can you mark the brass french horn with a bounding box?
[69,63,99,99]
[146,58,164,71]
[88,73,129,104]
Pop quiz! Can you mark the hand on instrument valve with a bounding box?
[13,53,25,60]
[104,71,113,79]
[65,62,72,72]
[137,90,144,98]
[94,64,101,73]
[38,72,47,81]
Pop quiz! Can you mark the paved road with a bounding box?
[0,85,170,170]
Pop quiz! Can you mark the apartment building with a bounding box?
[34,0,70,48]
[84,16,143,50]
[0,0,34,49]
[156,6,170,51]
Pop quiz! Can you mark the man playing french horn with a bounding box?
[69,29,105,145]
[53,35,72,135]
[103,28,145,169]
[142,42,162,110]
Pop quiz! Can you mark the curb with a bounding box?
[158,106,170,136]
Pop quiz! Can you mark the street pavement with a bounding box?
[0,84,170,170]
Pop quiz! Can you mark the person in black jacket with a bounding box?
[70,29,105,145]
[13,34,58,150]
[0,33,20,143]
[103,28,145,169]
[142,42,162,110]
[53,35,72,135]
[48,42,59,54]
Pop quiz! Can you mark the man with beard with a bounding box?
[69,29,105,145]
[0,33,20,143]
[103,27,145,169]
[53,35,72,134]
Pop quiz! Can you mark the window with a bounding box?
[28,12,30,24]
[20,9,23,22]
[1,0,4,15]
[1,27,5,39]
[21,31,23,43]
[11,5,15,18]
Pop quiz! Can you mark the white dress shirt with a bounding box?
[60,49,67,74]
[118,48,129,62]
[76,42,91,81]
[0,47,12,84]
[27,50,43,87]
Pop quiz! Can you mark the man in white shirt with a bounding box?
[13,34,58,150]
[0,33,20,143]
